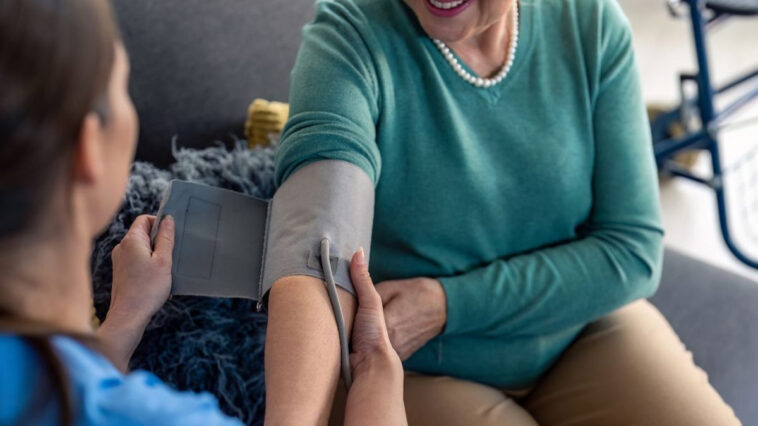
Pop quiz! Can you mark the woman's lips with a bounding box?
[424,0,474,17]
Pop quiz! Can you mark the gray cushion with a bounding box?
[112,0,315,167]
[651,249,758,424]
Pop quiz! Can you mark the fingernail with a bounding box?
[164,215,175,229]
[356,246,365,265]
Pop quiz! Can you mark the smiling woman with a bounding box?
[266,0,744,424]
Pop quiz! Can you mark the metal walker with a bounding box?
[650,0,758,267]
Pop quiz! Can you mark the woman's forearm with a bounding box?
[344,350,406,426]
[438,226,663,339]
[96,307,150,373]
[264,275,356,426]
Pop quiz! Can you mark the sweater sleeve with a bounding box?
[276,0,382,188]
[438,0,664,338]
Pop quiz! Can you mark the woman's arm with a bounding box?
[266,249,409,426]
[265,4,383,425]
[344,350,405,426]
[438,1,664,339]
[97,215,175,372]
[264,277,356,426]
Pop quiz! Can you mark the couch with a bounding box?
[112,0,758,423]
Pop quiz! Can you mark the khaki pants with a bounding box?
[330,300,741,426]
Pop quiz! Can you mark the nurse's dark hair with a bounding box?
[0,0,118,239]
[0,0,120,425]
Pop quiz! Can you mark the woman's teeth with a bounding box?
[429,0,467,9]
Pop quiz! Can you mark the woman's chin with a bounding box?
[419,20,473,43]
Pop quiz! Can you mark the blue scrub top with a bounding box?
[0,334,242,425]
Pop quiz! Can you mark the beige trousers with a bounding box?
[330,300,741,426]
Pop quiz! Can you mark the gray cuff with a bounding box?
[150,180,270,300]
[260,159,375,299]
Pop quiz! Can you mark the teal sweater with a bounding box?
[277,0,664,388]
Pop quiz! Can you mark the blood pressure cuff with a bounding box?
[261,159,374,300]
[151,159,375,305]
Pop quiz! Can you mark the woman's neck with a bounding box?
[0,231,95,334]
[446,1,516,78]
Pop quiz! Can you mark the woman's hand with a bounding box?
[375,277,447,361]
[348,247,402,378]
[109,214,174,324]
[97,214,174,372]
[344,248,407,426]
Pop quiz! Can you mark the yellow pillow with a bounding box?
[245,98,290,148]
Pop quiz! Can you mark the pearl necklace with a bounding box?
[431,0,519,88]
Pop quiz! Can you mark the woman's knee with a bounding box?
[522,299,741,426]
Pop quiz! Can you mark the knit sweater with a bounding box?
[277,0,663,388]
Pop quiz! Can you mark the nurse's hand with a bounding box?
[345,248,407,426]
[109,214,174,325]
[348,247,402,377]
[97,214,174,372]
[375,277,447,361]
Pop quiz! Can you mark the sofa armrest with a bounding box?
[650,248,758,423]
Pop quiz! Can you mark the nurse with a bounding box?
[0,1,404,424]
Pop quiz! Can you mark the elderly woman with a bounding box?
[264,0,741,424]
